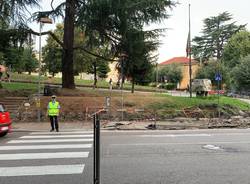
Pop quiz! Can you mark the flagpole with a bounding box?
[188,4,192,98]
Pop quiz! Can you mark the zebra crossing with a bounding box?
[0,131,93,177]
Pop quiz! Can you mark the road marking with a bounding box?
[0,152,89,160]
[111,141,250,146]
[8,139,93,143]
[20,135,93,139]
[138,134,211,137]
[202,144,222,150]
[0,164,85,177]
[30,131,93,135]
[0,144,92,150]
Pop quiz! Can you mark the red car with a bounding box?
[0,104,11,137]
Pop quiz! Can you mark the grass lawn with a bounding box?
[149,94,250,111]
[9,72,156,91]
[2,73,249,114]
[1,82,38,91]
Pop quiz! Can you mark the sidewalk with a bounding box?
[12,121,93,132]
[11,116,250,132]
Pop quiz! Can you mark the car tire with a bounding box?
[0,132,7,137]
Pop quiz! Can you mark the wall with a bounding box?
[179,63,199,90]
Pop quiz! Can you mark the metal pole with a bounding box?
[93,114,96,183]
[188,4,192,98]
[96,114,100,184]
[156,63,158,93]
[93,114,100,184]
[217,77,220,118]
[37,21,42,122]
[121,58,124,121]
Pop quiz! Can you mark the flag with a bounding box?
[186,4,191,58]
[186,31,191,57]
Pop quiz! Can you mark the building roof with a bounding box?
[159,57,197,65]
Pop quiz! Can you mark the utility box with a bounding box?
[192,79,212,96]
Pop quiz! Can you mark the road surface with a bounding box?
[2,129,250,183]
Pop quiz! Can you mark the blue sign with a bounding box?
[215,73,222,81]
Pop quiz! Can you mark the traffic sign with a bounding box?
[215,73,222,81]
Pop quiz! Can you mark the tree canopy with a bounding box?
[195,60,229,87]
[231,55,250,91]
[36,0,176,89]
[222,31,250,68]
[158,63,183,84]
[192,12,245,61]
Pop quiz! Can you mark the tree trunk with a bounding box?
[131,77,135,93]
[62,0,75,89]
[93,62,97,89]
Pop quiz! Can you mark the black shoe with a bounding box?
[50,129,54,132]
[56,129,59,132]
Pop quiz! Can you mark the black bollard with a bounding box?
[93,114,100,184]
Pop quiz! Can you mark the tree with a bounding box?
[22,48,38,74]
[0,0,39,88]
[36,0,175,89]
[43,24,63,76]
[195,60,229,87]
[222,31,250,68]
[4,47,24,73]
[97,60,110,79]
[192,12,245,61]
[117,29,158,93]
[0,0,40,27]
[43,23,110,86]
[158,63,182,84]
[231,55,250,91]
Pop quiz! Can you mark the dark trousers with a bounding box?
[49,116,59,131]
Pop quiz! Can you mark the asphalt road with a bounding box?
[2,129,250,183]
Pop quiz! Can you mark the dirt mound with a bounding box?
[0,89,32,97]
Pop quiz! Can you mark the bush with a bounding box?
[158,83,176,90]
[231,55,250,91]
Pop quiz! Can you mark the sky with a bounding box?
[30,0,250,63]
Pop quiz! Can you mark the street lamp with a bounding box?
[37,17,52,122]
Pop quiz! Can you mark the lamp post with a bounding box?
[37,17,52,122]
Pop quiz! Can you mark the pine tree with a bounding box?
[192,12,245,61]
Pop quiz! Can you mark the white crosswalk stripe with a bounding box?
[0,131,93,177]
[8,138,93,143]
[0,165,85,177]
[0,152,89,160]
[0,144,92,150]
[20,134,93,139]
[30,131,92,135]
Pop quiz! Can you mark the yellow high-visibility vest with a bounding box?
[48,101,60,116]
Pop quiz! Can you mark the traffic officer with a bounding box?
[47,95,60,132]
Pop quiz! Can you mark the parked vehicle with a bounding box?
[192,79,212,96]
[0,104,11,137]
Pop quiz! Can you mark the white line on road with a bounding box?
[0,152,89,160]
[30,131,93,135]
[20,135,93,139]
[111,141,250,146]
[0,144,92,150]
[0,164,85,177]
[202,144,222,150]
[138,134,212,137]
[8,139,93,143]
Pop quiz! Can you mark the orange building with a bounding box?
[159,57,200,90]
